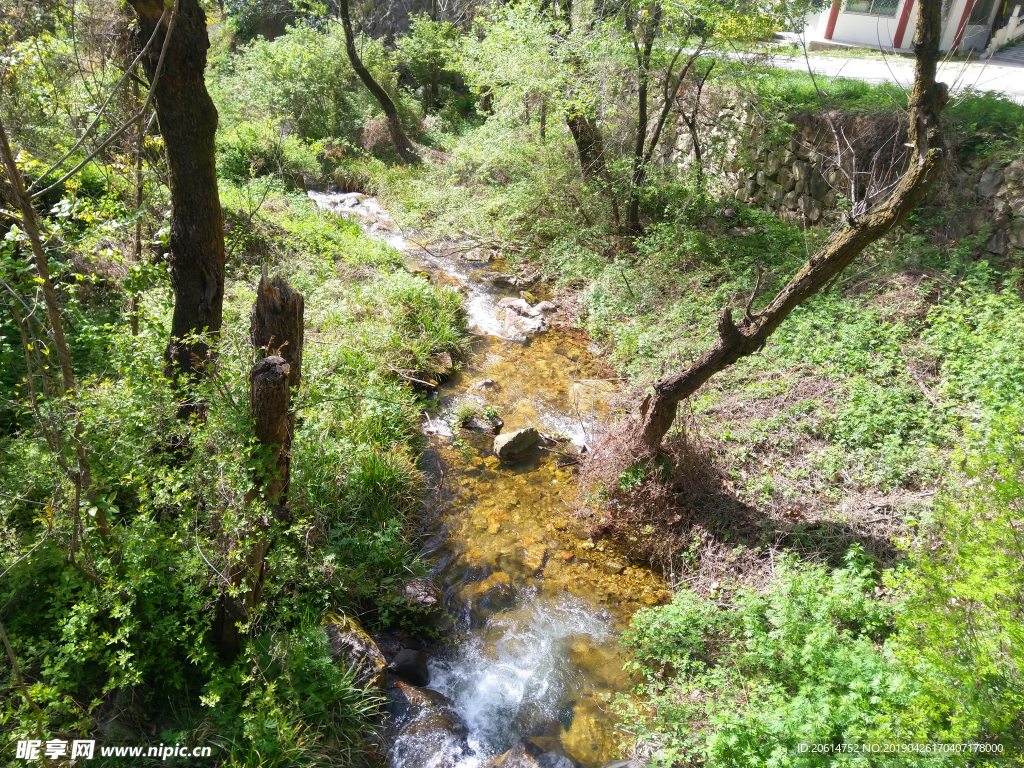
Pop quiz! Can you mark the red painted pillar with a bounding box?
[893,0,915,47]
[824,0,842,39]
[952,0,976,49]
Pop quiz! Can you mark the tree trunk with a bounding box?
[251,271,304,390]
[567,112,621,228]
[633,0,947,454]
[212,354,291,656]
[625,4,661,232]
[127,0,225,383]
[338,0,420,164]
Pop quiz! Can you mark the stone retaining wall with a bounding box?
[669,98,1023,261]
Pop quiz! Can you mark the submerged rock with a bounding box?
[485,740,546,768]
[390,648,430,687]
[537,754,575,768]
[324,614,387,690]
[387,682,471,768]
[493,427,540,460]
[468,378,500,391]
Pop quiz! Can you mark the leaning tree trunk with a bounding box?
[338,0,420,164]
[127,0,225,384]
[633,0,947,454]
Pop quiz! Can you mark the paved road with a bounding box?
[766,52,1024,104]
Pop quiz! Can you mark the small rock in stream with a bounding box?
[466,414,503,435]
[493,427,540,460]
[386,682,471,768]
[469,378,500,391]
[485,740,546,768]
[537,754,575,768]
[602,560,627,575]
[390,648,430,687]
[497,298,550,336]
[397,577,442,611]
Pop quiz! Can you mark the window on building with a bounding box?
[967,0,997,24]
[845,0,900,15]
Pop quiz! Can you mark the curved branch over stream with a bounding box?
[632,0,948,454]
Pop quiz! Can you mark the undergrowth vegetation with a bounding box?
[2,156,466,766]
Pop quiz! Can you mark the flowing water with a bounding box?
[309,191,670,768]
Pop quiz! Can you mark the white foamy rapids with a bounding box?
[411,591,610,767]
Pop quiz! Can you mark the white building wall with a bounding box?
[805,0,991,52]
[829,6,905,49]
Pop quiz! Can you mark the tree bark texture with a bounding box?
[250,355,292,504]
[625,3,661,231]
[338,0,420,164]
[214,350,293,657]
[633,0,947,453]
[251,272,304,390]
[127,0,225,380]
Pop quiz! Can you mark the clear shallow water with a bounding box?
[309,192,669,768]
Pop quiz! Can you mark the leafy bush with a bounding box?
[212,23,421,148]
[620,548,913,767]
[218,119,324,186]
[888,404,1024,753]
[1,177,469,764]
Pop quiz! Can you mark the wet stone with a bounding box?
[537,753,574,768]
[390,648,430,687]
[397,577,442,611]
[485,740,546,768]
[494,427,540,460]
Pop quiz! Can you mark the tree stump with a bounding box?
[250,355,292,504]
[251,270,304,389]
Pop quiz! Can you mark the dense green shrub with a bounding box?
[619,549,914,767]
[0,178,468,764]
[212,24,422,147]
[889,404,1024,753]
[217,119,324,186]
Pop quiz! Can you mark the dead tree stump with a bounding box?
[250,355,292,504]
[251,270,304,389]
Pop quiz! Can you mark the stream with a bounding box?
[308,190,670,768]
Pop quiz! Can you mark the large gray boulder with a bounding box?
[977,163,1004,198]
[493,427,540,460]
